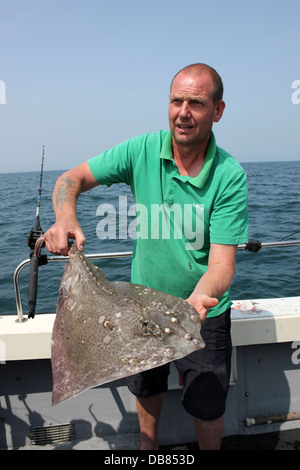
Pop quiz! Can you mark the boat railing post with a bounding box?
[13,259,31,322]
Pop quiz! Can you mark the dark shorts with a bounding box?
[126,308,232,421]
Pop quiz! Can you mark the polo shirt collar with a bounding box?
[160,130,216,189]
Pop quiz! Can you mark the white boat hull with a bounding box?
[1,296,300,449]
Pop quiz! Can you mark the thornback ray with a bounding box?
[51,244,205,405]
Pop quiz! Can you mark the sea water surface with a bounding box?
[0,161,300,315]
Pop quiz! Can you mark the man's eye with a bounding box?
[190,100,203,106]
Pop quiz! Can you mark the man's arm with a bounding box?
[44,162,98,255]
[186,243,237,323]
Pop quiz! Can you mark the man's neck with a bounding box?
[172,137,210,177]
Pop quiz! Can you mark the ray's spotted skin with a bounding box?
[51,244,205,405]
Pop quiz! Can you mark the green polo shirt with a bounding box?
[88,130,248,318]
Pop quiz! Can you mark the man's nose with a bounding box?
[179,101,191,117]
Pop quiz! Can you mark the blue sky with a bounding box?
[1,0,299,172]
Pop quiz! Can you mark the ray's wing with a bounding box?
[51,246,204,405]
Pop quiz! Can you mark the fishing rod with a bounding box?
[26,146,48,319]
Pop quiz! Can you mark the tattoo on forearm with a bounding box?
[54,176,77,209]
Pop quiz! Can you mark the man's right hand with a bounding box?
[43,162,98,256]
[43,218,86,256]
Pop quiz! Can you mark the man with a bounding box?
[44,63,248,450]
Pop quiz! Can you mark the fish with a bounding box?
[51,244,205,405]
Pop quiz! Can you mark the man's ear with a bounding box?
[213,100,225,122]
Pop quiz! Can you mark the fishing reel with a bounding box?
[27,226,43,250]
[26,216,48,265]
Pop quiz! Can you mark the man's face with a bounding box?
[168,71,225,150]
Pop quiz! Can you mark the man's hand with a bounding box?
[185,244,237,323]
[185,294,219,324]
[43,218,86,256]
[43,162,98,256]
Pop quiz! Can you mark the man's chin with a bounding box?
[173,133,197,147]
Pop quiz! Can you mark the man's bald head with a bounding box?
[170,63,224,105]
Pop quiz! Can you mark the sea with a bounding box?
[0,160,300,316]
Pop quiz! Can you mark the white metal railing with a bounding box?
[13,251,133,322]
[13,240,300,323]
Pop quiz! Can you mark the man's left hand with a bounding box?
[185,294,219,324]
